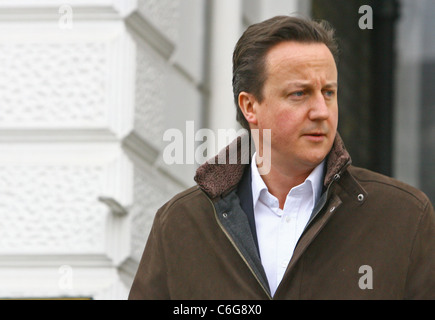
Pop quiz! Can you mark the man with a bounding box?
[129,16,435,299]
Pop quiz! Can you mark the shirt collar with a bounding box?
[251,153,269,209]
[250,152,325,210]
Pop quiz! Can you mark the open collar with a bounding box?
[194,132,352,200]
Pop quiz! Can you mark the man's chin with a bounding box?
[298,152,329,170]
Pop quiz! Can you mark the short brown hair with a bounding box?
[232,15,339,129]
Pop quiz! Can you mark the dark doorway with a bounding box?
[312,0,399,176]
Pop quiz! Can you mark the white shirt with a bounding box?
[251,153,325,297]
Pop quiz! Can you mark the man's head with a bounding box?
[233,16,340,175]
[232,15,339,130]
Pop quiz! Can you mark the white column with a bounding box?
[207,0,243,151]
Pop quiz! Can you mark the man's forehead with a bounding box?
[264,42,337,84]
[265,41,336,69]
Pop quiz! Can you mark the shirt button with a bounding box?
[281,260,289,268]
[285,216,292,223]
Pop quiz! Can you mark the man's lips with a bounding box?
[302,131,327,137]
[304,132,326,136]
[302,132,327,141]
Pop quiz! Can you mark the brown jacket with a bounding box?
[129,134,435,299]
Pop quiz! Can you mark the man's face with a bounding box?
[243,41,338,174]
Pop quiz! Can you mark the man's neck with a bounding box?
[254,154,317,210]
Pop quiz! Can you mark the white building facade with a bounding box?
[0,0,306,299]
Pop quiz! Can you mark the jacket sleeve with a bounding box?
[404,198,435,299]
[128,209,170,300]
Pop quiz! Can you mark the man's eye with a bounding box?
[291,91,304,97]
[324,90,335,97]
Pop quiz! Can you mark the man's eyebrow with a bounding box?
[287,81,338,88]
[324,82,338,88]
[287,81,310,87]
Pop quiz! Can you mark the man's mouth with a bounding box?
[306,132,325,136]
[302,132,327,142]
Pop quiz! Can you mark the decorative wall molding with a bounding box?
[0,129,118,143]
[0,143,133,260]
[0,254,114,268]
[125,11,174,61]
[0,0,136,21]
[0,253,127,299]
[0,22,135,140]
[122,131,160,166]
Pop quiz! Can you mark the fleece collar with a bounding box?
[194,132,351,200]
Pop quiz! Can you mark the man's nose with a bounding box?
[308,92,330,120]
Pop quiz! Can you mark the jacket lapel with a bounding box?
[236,166,260,255]
[214,189,271,296]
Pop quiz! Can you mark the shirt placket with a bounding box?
[276,191,302,285]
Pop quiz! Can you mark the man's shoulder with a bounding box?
[348,165,431,211]
[155,185,213,224]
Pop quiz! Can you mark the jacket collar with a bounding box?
[194,132,352,200]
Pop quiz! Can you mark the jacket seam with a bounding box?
[403,201,429,298]
[148,207,171,299]
[162,187,202,211]
[157,187,204,228]
[354,178,427,210]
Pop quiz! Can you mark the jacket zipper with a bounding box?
[300,160,352,238]
[204,194,273,300]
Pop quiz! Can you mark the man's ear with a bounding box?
[238,92,258,126]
